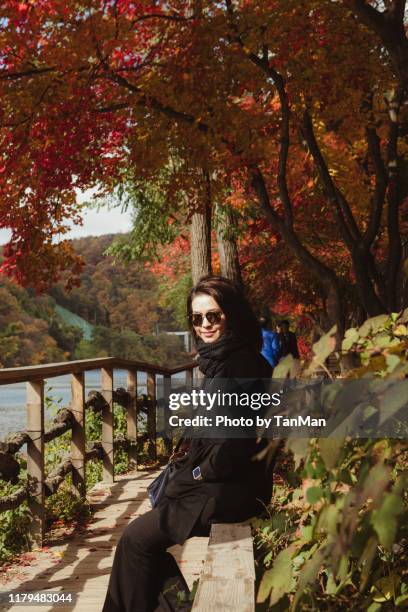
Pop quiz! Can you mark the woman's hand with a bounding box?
[169,438,191,463]
[169,450,187,463]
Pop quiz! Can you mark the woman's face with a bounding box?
[191,293,227,343]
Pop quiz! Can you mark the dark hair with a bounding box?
[280,319,290,327]
[187,275,262,351]
[259,315,270,329]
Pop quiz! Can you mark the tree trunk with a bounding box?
[350,247,387,316]
[216,204,243,288]
[190,211,212,284]
[190,200,212,285]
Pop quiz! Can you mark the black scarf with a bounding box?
[196,330,247,378]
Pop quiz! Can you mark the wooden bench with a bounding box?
[191,523,255,611]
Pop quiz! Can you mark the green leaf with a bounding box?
[385,353,401,373]
[325,571,338,595]
[292,548,326,610]
[316,505,339,536]
[398,307,408,323]
[273,354,299,378]
[285,438,310,469]
[359,314,389,338]
[339,468,354,485]
[271,512,288,534]
[374,332,394,348]
[358,536,378,592]
[362,405,378,420]
[393,324,407,337]
[371,573,400,602]
[371,493,404,550]
[362,463,390,501]
[310,325,337,364]
[367,603,382,612]
[319,437,343,470]
[378,379,408,426]
[342,327,359,351]
[306,486,324,504]
[395,593,408,606]
[257,545,295,605]
[300,525,314,543]
[336,553,349,582]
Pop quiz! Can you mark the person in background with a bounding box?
[276,319,299,360]
[259,315,280,368]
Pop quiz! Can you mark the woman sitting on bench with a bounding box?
[102,275,273,612]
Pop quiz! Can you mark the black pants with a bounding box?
[102,507,208,612]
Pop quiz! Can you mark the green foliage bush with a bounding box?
[0,482,31,566]
[45,479,92,527]
[255,310,408,610]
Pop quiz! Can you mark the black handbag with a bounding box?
[147,437,187,508]
[147,462,176,508]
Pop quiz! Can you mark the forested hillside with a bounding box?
[0,235,189,368]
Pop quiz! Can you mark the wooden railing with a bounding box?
[0,357,196,546]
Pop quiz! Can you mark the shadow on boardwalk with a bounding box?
[0,469,208,612]
[0,470,159,612]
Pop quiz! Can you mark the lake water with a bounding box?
[0,369,189,440]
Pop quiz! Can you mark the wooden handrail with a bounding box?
[0,356,198,546]
[0,357,197,385]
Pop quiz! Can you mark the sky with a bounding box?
[0,189,133,245]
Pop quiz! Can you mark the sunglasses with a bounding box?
[189,310,224,327]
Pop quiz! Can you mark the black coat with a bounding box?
[278,331,299,359]
[158,346,273,544]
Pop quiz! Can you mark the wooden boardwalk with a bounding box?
[0,470,208,612]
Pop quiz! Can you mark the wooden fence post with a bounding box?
[185,368,193,390]
[127,370,138,468]
[101,368,114,482]
[146,371,157,461]
[26,380,45,547]
[163,374,173,456]
[71,372,86,497]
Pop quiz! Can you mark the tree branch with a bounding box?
[351,0,390,37]
[225,0,346,330]
[251,165,344,333]
[92,38,213,136]
[363,126,388,247]
[107,69,209,130]
[271,76,293,227]
[385,89,403,308]
[225,0,293,225]
[351,0,406,41]
[93,102,130,113]
[302,110,361,247]
[251,168,339,281]
[0,67,56,81]
[0,64,90,82]
[131,12,192,26]
[302,111,389,314]
[350,0,408,90]
[250,166,285,233]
